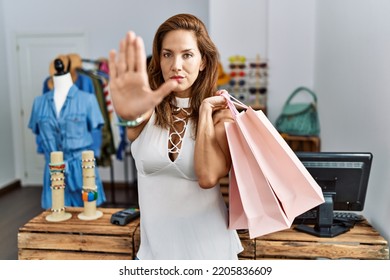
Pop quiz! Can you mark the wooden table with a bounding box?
[238,220,389,260]
[18,207,139,260]
[19,208,388,260]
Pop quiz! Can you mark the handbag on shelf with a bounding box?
[221,92,324,239]
[275,87,320,136]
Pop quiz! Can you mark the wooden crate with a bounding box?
[237,230,256,260]
[254,220,389,260]
[281,134,321,152]
[219,176,229,206]
[19,209,388,260]
[18,207,139,260]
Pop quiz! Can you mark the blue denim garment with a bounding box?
[42,73,102,157]
[28,85,106,209]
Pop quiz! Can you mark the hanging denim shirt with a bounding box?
[28,85,106,209]
[42,73,102,157]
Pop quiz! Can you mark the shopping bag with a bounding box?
[227,126,292,238]
[228,167,248,230]
[222,92,324,238]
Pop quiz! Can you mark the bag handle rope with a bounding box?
[220,90,248,118]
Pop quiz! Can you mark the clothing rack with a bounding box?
[82,58,99,63]
[81,58,107,72]
[79,59,115,205]
[80,57,134,206]
[81,58,104,66]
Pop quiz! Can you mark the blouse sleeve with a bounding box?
[87,94,104,158]
[28,97,44,154]
[87,93,105,131]
[28,97,40,135]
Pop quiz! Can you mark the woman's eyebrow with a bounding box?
[162,48,195,53]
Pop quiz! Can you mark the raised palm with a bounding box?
[108,31,177,120]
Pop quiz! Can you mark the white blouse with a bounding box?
[131,97,243,260]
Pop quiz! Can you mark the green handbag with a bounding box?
[275,87,320,136]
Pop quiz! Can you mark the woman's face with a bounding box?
[160,29,204,97]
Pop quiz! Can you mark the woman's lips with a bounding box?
[171,76,184,82]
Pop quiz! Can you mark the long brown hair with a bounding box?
[148,13,219,137]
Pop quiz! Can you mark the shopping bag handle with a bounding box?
[220,90,248,118]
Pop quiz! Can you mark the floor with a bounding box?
[0,183,138,260]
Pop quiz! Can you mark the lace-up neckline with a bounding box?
[168,97,191,161]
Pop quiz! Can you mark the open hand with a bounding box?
[108,31,178,120]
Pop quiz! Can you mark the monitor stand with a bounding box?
[295,192,351,237]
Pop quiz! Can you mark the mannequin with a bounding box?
[53,58,73,116]
[29,57,107,209]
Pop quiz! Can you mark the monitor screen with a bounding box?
[294,152,373,237]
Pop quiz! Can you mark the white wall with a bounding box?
[209,0,268,70]
[315,0,390,243]
[0,0,15,187]
[267,0,316,123]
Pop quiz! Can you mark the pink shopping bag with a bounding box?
[227,124,292,238]
[222,92,324,238]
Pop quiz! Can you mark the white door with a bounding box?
[17,33,87,185]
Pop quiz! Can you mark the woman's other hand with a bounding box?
[199,89,230,113]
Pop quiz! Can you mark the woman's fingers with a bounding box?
[154,79,179,103]
[111,31,147,77]
[134,36,147,73]
[126,31,136,73]
[109,31,175,118]
[108,50,117,80]
[117,38,128,76]
[202,95,228,111]
[215,89,228,96]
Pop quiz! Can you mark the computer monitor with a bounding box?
[294,152,373,237]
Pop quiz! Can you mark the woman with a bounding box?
[109,13,243,260]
